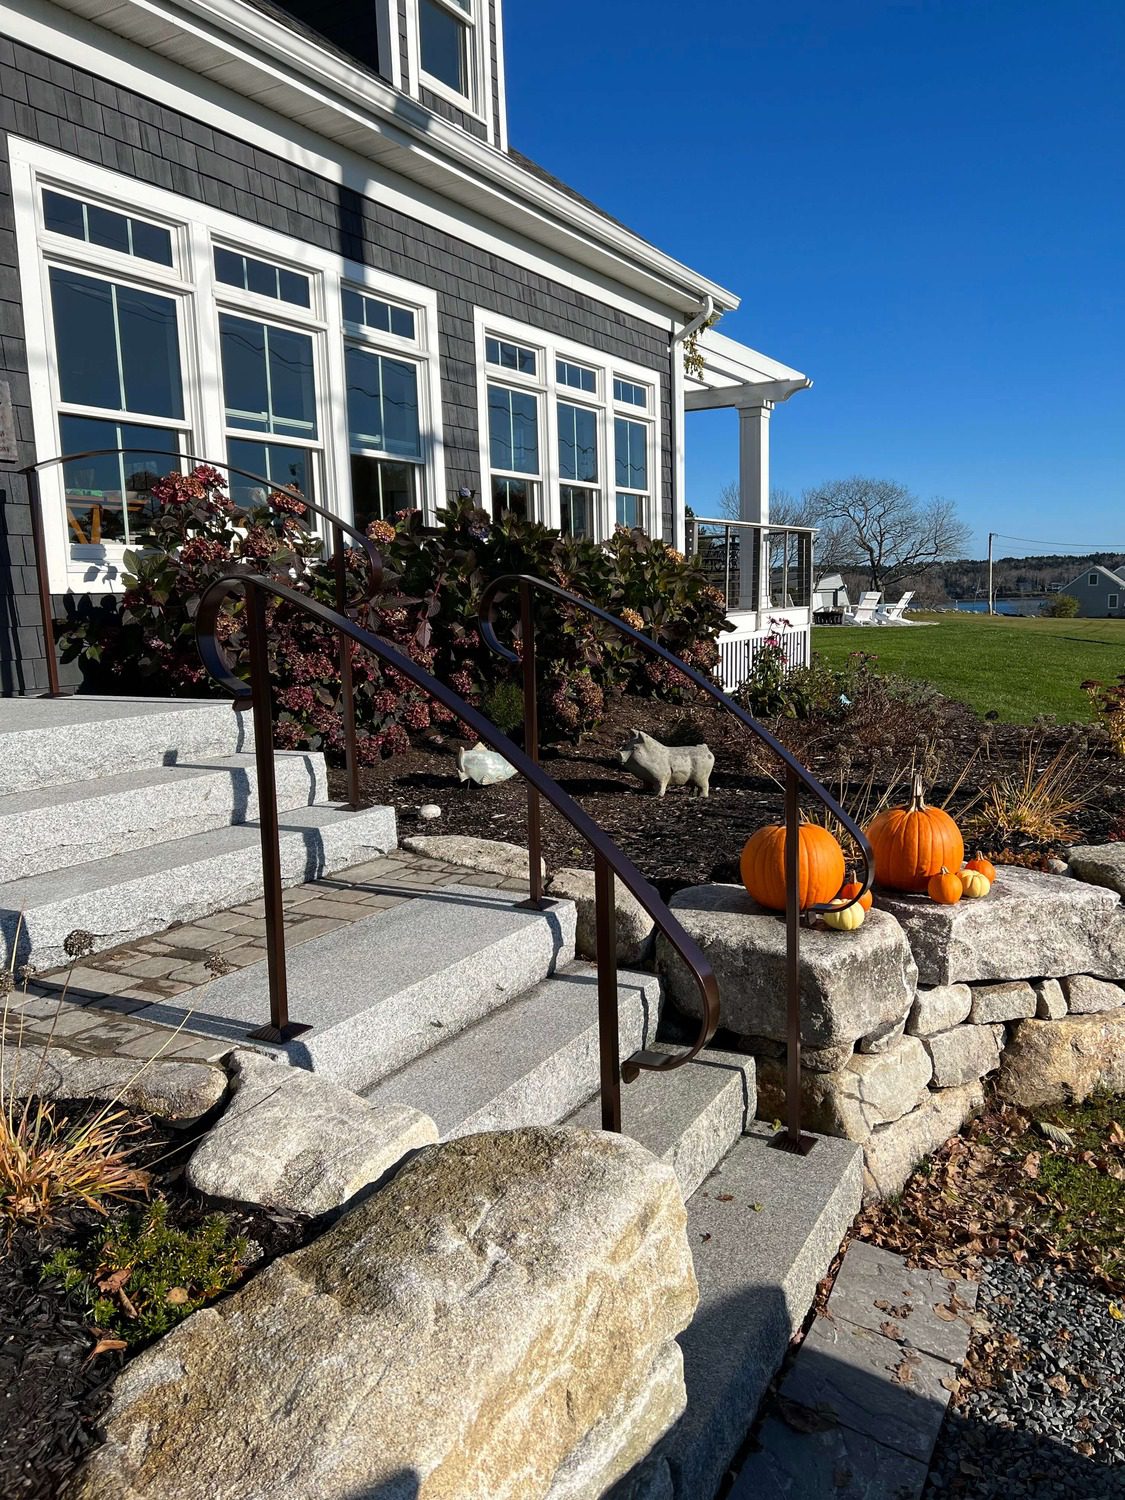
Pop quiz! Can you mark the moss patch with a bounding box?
[857,1091,1125,1293]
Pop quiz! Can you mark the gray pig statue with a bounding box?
[616,729,714,798]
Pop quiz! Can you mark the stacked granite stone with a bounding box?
[660,855,1125,1203]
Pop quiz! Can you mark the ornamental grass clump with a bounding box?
[1082,674,1125,757]
[961,734,1098,845]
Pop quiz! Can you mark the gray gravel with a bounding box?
[925,1259,1125,1499]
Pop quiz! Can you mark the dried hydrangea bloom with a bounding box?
[63,929,95,960]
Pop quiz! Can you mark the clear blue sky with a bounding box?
[504,1,1125,559]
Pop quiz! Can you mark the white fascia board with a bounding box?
[699,327,809,385]
[30,0,740,319]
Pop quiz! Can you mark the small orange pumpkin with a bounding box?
[838,879,873,912]
[927,866,963,905]
[965,853,997,884]
[865,775,965,893]
[740,823,846,912]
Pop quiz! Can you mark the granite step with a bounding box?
[1,801,397,971]
[138,885,578,1093]
[0,752,326,883]
[363,962,662,1137]
[632,1127,864,1500]
[2,695,253,792]
[565,1043,757,1200]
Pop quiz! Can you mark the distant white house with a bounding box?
[1059,565,1125,618]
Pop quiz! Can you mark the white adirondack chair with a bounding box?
[877,590,915,622]
[843,591,882,624]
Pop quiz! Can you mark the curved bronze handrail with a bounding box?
[478,573,876,1152]
[195,569,721,1132]
[18,447,383,807]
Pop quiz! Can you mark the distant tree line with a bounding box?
[715,474,1123,602]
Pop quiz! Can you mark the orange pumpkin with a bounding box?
[865,775,965,892]
[740,823,846,912]
[965,853,998,884]
[927,866,963,905]
[839,879,873,912]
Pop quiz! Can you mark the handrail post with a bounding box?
[243,584,309,1043]
[26,466,61,698]
[780,764,812,1153]
[594,851,622,1132]
[332,523,361,810]
[519,579,544,907]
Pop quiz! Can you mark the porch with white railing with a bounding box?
[686,516,816,690]
[680,326,815,692]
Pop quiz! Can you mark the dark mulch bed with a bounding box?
[0,1103,311,1500]
[331,691,1125,898]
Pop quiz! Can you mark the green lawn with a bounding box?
[811,613,1125,723]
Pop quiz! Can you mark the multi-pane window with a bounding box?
[615,419,649,529]
[20,148,443,589]
[343,289,416,341]
[418,0,473,99]
[487,337,537,376]
[557,359,597,394]
[557,400,598,539]
[613,374,653,530]
[488,384,540,521]
[343,286,426,530]
[45,245,188,546]
[213,247,310,309]
[44,190,173,267]
[481,321,660,542]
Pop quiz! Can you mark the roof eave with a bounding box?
[45,0,740,316]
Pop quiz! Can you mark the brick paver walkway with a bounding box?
[4,851,529,1067]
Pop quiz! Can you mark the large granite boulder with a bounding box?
[1067,843,1125,898]
[660,885,917,1050]
[755,1035,932,1141]
[862,1082,985,1202]
[548,866,656,965]
[997,1013,1125,1109]
[874,866,1125,986]
[186,1051,437,1215]
[923,1023,1004,1089]
[70,1128,696,1500]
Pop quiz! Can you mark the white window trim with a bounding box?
[10,137,445,594]
[1109,594,1119,611]
[404,0,494,138]
[474,307,662,543]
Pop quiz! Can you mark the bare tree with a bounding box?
[803,477,970,591]
[717,483,819,528]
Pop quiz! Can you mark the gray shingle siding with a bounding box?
[0,38,673,695]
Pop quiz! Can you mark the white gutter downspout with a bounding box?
[669,296,715,552]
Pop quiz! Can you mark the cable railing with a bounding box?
[16,448,384,808]
[478,573,874,1153]
[194,569,721,1134]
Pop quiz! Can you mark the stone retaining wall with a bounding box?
[661,852,1125,1203]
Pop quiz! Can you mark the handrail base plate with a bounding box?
[247,1021,313,1043]
[768,1129,818,1157]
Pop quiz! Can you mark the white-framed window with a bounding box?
[1090,572,1099,586]
[10,139,445,593]
[343,282,428,528]
[475,310,660,543]
[1109,594,1120,611]
[415,0,481,111]
[613,377,653,531]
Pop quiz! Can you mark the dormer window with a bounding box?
[419,0,474,102]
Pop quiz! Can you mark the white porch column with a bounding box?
[737,401,773,610]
